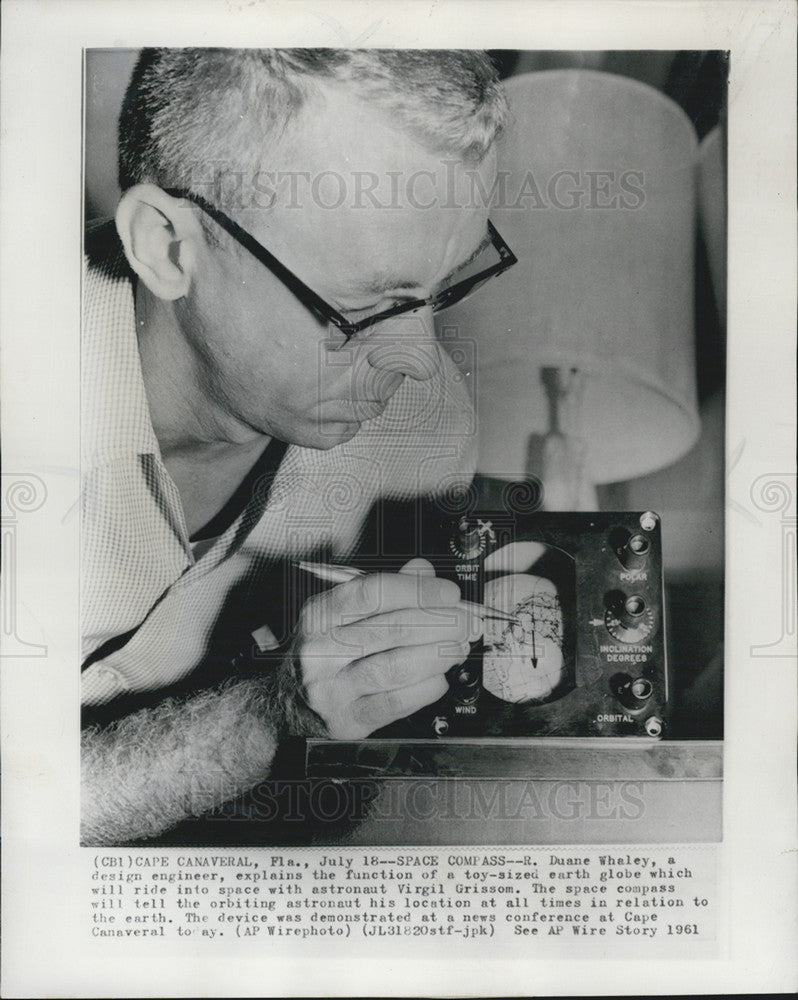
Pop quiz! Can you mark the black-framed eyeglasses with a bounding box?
[165,188,517,342]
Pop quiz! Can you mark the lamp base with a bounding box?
[527,430,598,511]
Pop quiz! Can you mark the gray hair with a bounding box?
[118,48,507,204]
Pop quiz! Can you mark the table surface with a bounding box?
[143,739,723,848]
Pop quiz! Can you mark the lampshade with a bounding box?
[698,124,727,328]
[442,71,701,485]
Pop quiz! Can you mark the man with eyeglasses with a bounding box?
[81,48,515,844]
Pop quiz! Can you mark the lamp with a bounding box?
[441,71,701,509]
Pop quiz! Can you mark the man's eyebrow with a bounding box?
[350,228,493,298]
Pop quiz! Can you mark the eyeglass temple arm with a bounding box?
[163,187,354,331]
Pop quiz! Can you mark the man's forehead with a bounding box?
[265,81,496,207]
[269,192,489,301]
[252,93,496,294]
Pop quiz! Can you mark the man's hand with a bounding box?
[293,559,479,738]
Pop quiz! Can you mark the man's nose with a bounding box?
[363,306,439,382]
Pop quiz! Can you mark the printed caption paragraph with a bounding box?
[88,848,718,957]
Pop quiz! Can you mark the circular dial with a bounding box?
[605,594,655,643]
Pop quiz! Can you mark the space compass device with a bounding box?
[305,488,670,779]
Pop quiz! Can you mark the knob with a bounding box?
[631,677,654,700]
[619,594,646,628]
[605,593,655,643]
[455,518,482,559]
[454,687,480,706]
[611,672,654,708]
[616,532,650,570]
[453,664,480,688]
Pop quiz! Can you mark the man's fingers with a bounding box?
[303,570,460,631]
[398,557,437,577]
[330,606,476,660]
[345,639,472,696]
[352,674,451,731]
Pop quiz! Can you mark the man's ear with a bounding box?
[115,184,204,300]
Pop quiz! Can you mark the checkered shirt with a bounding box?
[81,231,476,705]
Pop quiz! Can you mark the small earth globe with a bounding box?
[482,574,564,703]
